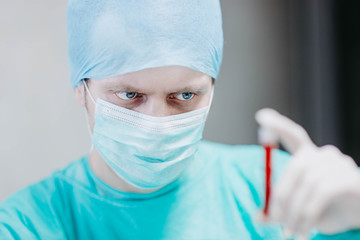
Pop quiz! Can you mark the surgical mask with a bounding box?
[83,81,212,189]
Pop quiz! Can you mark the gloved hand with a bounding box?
[255,108,360,240]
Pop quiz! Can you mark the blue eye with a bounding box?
[115,91,138,100]
[176,92,194,101]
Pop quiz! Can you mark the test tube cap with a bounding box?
[258,127,278,146]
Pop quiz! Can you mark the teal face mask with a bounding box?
[84,81,210,189]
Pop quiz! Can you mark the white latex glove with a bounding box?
[255,108,360,240]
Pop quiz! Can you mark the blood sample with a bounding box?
[263,144,272,215]
[258,127,278,216]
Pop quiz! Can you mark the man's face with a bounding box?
[75,66,213,130]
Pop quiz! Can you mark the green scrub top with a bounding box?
[0,141,359,239]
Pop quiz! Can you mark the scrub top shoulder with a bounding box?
[1,141,359,240]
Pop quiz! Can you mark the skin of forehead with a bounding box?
[88,66,213,94]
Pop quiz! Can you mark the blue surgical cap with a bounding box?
[67,0,224,89]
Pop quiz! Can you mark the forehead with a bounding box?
[91,66,212,93]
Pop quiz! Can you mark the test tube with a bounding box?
[258,127,278,216]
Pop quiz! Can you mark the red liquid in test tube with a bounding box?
[263,144,272,215]
[258,127,278,216]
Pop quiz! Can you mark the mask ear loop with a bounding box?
[82,79,96,153]
[82,79,96,104]
[85,113,95,153]
[204,86,215,120]
[208,86,215,108]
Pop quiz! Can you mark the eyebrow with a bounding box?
[105,82,209,94]
[171,86,208,94]
[101,82,142,92]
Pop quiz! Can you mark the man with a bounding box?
[1,0,360,239]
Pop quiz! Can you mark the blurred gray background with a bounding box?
[1,0,358,201]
